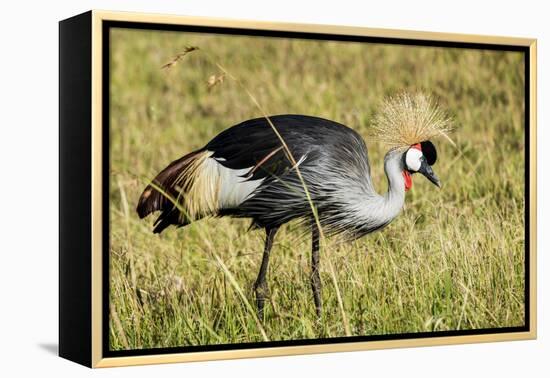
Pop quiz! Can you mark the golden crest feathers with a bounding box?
[371,92,454,149]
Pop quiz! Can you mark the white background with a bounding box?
[0,0,547,376]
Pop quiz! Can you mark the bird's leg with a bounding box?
[311,224,322,318]
[254,226,279,321]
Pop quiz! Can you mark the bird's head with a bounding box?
[401,140,441,191]
[370,92,452,192]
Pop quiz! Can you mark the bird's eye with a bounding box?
[405,148,423,172]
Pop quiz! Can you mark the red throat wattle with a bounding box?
[403,171,413,191]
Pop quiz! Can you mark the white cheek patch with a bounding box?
[405,148,423,172]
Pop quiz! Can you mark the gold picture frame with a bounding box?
[59,10,537,368]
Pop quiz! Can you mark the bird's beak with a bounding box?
[418,159,441,188]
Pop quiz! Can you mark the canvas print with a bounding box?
[108,26,526,352]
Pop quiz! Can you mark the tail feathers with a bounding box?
[136,149,206,233]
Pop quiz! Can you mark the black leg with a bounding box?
[311,225,322,318]
[254,226,279,321]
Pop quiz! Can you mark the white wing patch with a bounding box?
[203,151,308,210]
[217,165,264,208]
[202,153,264,209]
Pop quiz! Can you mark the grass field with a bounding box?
[108,28,526,350]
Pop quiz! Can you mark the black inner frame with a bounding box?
[102,20,531,358]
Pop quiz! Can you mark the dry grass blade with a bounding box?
[213,253,270,341]
[327,258,352,336]
[110,301,130,349]
[207,73,225,91]
[161,46,200,69]
[371,92,455,149]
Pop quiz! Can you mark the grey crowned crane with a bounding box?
[136,92,451,319]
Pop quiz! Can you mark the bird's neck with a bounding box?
[368,151,406,227]
[383,152,406,207]
[349,150,406,237]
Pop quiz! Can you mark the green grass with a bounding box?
[108,28,526,350]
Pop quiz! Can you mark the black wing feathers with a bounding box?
[206,115,353,181]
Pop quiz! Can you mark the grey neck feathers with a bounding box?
[313,148,407,239]
[354,150,406,234]
[382,150,406,208]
